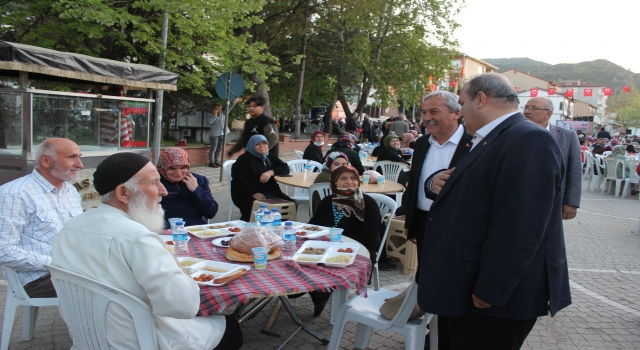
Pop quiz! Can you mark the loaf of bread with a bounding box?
[226,246,281,262]
[229,226,282,254]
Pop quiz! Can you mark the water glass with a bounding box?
[363,174,370,184]
[252,247,268,269]
[329,228,343,242]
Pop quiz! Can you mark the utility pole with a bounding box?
[153,10,169,165]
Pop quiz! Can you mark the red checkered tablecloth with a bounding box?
[188,237,372,316]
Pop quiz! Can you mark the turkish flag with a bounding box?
[547,88,555,96]
[623,86,630,92]
[449,81,456,87]
[566,89,574,97]
[584,88,593,97]
[530,88,539,97]
[603,87,612,96]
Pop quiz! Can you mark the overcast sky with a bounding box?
[454,0,639,73]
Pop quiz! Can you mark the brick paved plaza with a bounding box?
[1,154,639,349]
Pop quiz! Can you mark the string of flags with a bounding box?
[529,86,631,97]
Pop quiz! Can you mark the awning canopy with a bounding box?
[0,41,178,91]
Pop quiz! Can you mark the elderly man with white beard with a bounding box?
[52,153,243,350]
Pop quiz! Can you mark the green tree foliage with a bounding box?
[0,0,276,98]
[608,84,640,128]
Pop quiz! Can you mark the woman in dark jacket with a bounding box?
[325,133,365,174]
[231,134,292,221]
[158,147,219,227]
[307,165,381,316]
[372,134,410,166]
[303,130,325,164]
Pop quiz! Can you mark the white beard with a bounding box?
[127,191,166,233]
[50,162,79,182]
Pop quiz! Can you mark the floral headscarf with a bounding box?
[612,145,626,156]
[383,134,400,149]
[330,165,365,221]
[334,133,356,149]
[157,147,190,179]
[324,151,349,171]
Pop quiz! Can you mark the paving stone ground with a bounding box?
[1,154,639,349]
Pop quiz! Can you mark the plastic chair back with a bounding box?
[286,159,323,202]
[366,193,397,290]
[295,150,304,159]
[603,151,613,157]
[223,160,236,220]
[308,182,332,217]
[1,267,58,350]
[373,161,409,182]
[47,265,158,350]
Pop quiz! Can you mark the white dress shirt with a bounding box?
[470,112,518,151]
[417,124,465,211]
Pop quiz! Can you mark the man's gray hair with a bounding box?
[422,91,461,113]
[546,98,554,113]
[34,139,57,169]
[465,73,520,106]
[100,176,140,203]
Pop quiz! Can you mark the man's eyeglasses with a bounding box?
[522,106,550,111]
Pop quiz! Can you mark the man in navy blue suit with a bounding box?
[420,74,571,349]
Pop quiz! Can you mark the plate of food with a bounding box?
[291,241,332,265]
[211,237,231,248]
[176,257,204,267]
[321,252,357,267]
[189,260,251,286]
[206,220,245,234]
[292,224,330,239]
[185,225,233,239]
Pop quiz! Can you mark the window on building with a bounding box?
[559,102,563,111]
[478,66,483,75]
[451,60,461,67]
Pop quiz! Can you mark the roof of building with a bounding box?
[454,53,499,70]
[501,68,553,84]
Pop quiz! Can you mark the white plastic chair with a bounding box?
[308,182,332,217]
[1,267,58,350]
[622,159,640,199]
[223,160,237,221]
[295,150,304,159]
[583,150,593,180]
[588,154,604,192]
[328,276,436,350]
[47,265,158,350]
[286,159,323,206]
[372,161,409,182]
[366,193,397,291]
[602,158,625,196]
[603,151,613,157]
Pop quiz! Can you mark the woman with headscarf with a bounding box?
[372,134,410,165]
[231,135,292,221]
[400,132,415,149]
[158,147,219,227]
[310,152,350,215]
[325,133,365,174]
[303,131,325,164]
[307,165,382,316]
[611,145,631,179]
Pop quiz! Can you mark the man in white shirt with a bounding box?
[52,153,242,350]
[524,97,581,220]
[0,138,83,297]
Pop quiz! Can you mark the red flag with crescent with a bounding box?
[603,87,612,96]
[547,88,555,96]
[623,86,630,93]
[530,88,539,97]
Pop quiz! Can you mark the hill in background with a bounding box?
[483,57,640,88]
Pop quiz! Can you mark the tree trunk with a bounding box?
[293,1,309,139]
[324,103,334,134]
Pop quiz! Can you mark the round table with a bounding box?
[275,172,404,194]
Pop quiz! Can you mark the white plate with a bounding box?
[322,251,357,268]
[177,257,204,267]
[186,226,233,239]
[211,237,232,248]
[291,241,359,267]
[291,224,330,239]
[291,241,333,265]
[189,260,251,286]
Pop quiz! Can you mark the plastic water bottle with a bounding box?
[271,208,282,236]
[255,204,267,224]
[304,160,312,178]
[172,221,189,257]
[282,222,297,260]
[359,149,367,162]
[260,210,273,232]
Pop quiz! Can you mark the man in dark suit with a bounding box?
[404,91,472,263]
[524,97,581,219]
[421,74,571,349]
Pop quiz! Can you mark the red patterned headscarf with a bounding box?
[157,147,190,179]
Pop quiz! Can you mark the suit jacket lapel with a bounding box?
[449,132,473,168]
[433,114,526,206]
[412,135,431,173]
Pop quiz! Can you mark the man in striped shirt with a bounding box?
[0,138,83,297]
